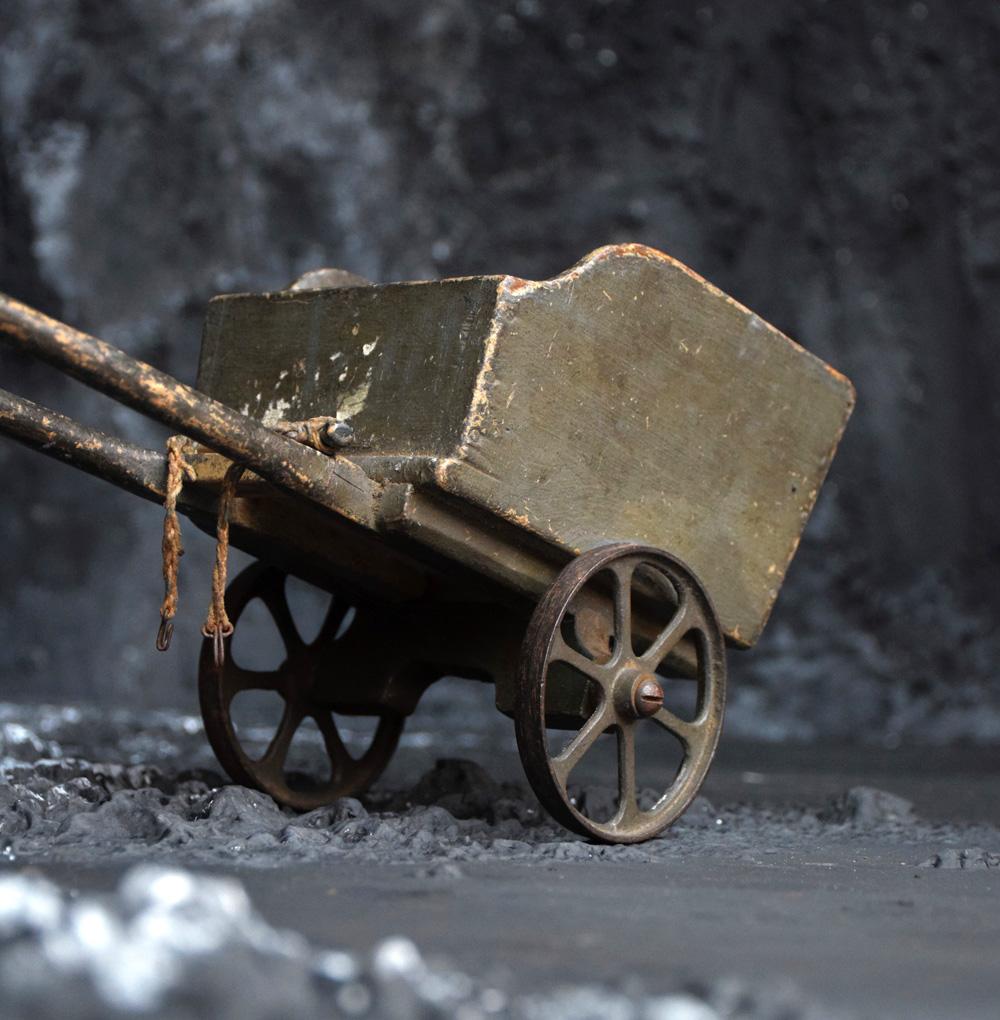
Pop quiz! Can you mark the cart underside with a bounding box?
[182,453,704,723]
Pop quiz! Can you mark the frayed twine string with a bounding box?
[155,415,344,664]
[156,437,196,651]
[200,461,246,667]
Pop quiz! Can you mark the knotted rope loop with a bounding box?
[201,460,246,667]
[155,415,351,660]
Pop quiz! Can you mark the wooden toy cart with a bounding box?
[0,244,854,843]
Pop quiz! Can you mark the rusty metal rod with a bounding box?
[0,293,365,513]
[0,386,168,503]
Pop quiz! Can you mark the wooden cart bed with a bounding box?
[196,244,854,647]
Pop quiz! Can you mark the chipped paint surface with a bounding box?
[336,377,371,420]
[456,278,506,452]
[262,396,293,426]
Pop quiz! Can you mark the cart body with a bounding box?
[196,243,853,646]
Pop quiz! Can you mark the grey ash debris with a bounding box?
[0,706,993,1018]
[2,703,997,868]
[816,786,915,828]
[919,848,1000,870]
[0,756,581,865]
[2,751,997,869]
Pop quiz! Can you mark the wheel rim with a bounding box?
[515,543,726,844]
[198,562,403,811]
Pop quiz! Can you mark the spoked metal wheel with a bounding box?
[515,543,726,843]
[198,562,403,811]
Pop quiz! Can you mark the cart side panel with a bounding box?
[196,277,500,456]
[435,245,855,647]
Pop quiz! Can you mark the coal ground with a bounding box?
[1,695,998,1019]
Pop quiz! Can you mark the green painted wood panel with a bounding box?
[436,245,855,646]
[196,277,499,456]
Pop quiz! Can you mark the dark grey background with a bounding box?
[1,0,997,743]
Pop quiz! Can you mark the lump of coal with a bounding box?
[0,866,314,1015]
[819,787,915,827]
[0,785,32,841]
[196,786,287,833]
[53,789,173,845]
[0,721,62,764]
[672,796,717,830]
[404,759,502,820]
[295,798,367,829]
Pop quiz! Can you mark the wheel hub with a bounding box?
[613,668,664,719]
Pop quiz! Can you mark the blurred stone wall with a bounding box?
[1,0,998,741]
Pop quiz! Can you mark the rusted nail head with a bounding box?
[323,420,355,448]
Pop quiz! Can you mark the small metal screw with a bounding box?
[322,420,355,448]
[633,675,664,717]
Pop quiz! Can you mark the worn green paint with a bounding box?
[197,277,499,456]
[197,244,854,647]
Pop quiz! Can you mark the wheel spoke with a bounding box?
[313,597,354,648]
[313,711,351,774]
[550,636,614,686]
[201,563,408,810]
[640,597,693,668]
[614,723,639,825]
[550,700,615,789]
[221,665,286,702]
[651,706,701,749]
[610,560,634,658]
[260,702,304,772]
[259,578,303,652]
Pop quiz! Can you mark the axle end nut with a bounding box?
[632,675,664,717]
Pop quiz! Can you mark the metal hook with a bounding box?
[205,621,235,668]
[156,615,173,652]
